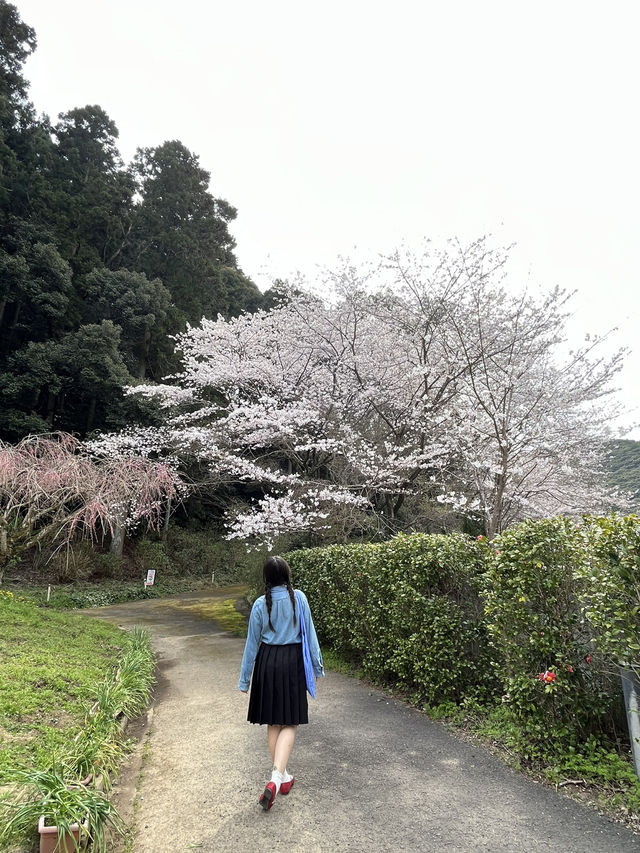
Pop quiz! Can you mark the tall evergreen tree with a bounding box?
[79,268,172,379]
[0,2,264,441]
[50,105,135,275]
[121,140,260,322]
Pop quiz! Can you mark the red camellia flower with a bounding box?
[477,535,484,541]
[585,654,592,664]
[537,670,556,683]
[566,665,574,673]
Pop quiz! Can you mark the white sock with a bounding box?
[270,768,283,793]
[281,768,293,783]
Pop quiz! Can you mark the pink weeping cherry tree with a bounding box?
[0,433,186,584]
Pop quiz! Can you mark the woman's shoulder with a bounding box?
[294,588,309,603]
[251,594,266,610]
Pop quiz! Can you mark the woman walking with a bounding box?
[238,555,324,810]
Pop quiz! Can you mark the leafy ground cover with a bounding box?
[441,701,640,828]
[0,590,130,781]
[0,592,156,851]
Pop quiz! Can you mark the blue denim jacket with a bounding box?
[238,586,324,691]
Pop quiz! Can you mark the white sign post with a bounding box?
[144,569,156,588]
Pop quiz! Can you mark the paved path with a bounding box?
[87,588,640,853]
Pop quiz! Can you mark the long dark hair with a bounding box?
[264,555,296,631]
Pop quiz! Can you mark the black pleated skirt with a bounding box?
[248,642,309,725]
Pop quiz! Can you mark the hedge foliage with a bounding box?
[288,533,497,705]
[485,518,624,758]
[287,516,640,759]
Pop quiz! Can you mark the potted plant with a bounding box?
[37,813,85,853]
[0,768,123,853]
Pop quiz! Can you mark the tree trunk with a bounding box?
[106,222,132,268]
[384,495,395,519]
[0,298,6,329]
[488,455,509,539]
[86,396,97,433]
[161,499,171,543]
[110,513,127,557]
[10,301,22,329]
[46,391,57,427]
[0,527,9,586]
[137,328,152,380]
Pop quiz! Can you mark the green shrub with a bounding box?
[89,552,124,580]
[388,597,470,703]
[27,542,124,582]
[288,532,496,705]
[483,518,621,757]
[288,518,640,792]
[49,542,95,583]
[288,543,369,659]
[164,527,262,585]
[136,539,174,576]
[580,515,640,676]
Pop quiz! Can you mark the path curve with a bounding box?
[86,587,639,853]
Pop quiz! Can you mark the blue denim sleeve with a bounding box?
[238,598,263,691]
[299,590,324,678]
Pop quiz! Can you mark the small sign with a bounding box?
[145,570,156,587]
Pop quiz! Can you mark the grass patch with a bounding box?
[0,594,155,851]
[0,591,128,783]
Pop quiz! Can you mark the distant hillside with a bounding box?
[606,439,640,507]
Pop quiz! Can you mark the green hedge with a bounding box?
[287,516,640,759]
[485,518,623,758]
[579,515,640,675]
[288,533,497,705]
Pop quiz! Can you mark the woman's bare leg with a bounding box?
[273,725,297,773]
[267,725,281,763]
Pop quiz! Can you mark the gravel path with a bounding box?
[87,588,640,853]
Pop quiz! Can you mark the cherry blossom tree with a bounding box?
[100,282,464,547]
[448,289,625,535]
[0,433,185,582]
[95,238,626,546]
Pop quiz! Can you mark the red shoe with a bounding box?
[279,777,295,795]
[259,781,277,810]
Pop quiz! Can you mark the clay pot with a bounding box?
[38,815,84,853]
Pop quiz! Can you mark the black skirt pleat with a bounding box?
[248,642,309,725]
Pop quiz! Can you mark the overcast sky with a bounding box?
[16,0,640,435]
